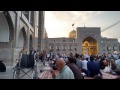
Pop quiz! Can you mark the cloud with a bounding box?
[45,11,103,37]
[45,11,71,38]
[45,11,120,38]
[71,11,103,22]
[48,11,104,27]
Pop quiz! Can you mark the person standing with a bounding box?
[75,54,82,71]
[29,47,36,68]
[47,53,50,61]
[20,46,28,68]
[35,50,40,61]
[42,51,46,66]
[81,58,89,76]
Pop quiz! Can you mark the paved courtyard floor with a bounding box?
[0,61,118,79]
[0,60,48,79]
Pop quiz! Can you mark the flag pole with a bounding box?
[72,23,74,30]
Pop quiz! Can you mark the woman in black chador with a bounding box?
[29,47,36,68]
[0,59,6,72]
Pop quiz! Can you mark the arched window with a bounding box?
[107,46,111,51]
[51,46,53,49]
[70,46,73,50]
[63,40,66,42]
[103,49,105,51]
[101,40,103,43]
[56,46,59,51]
[57,46,59,50]
[75,48,77,51]
[61,46,63,50]
[68,46,70,50]
[18,27,27,48]
[64,46,66,50]
[113,46,117,51]
[49,46,51,49]
[73,39,75,42]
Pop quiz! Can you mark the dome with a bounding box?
[69,30,76,38]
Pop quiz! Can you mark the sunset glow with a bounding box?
[45,11,120,41]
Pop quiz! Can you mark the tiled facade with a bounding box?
[47,27,120,55]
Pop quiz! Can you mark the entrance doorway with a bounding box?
[82,36,98,55]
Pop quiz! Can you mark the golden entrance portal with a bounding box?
[82,36,98,55]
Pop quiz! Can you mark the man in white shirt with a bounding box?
[47,53,50,61]
[81,58,89,76]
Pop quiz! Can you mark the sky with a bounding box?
[45,11,120,41]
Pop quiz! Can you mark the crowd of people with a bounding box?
[13,46,120,79]
[20,46,47,68]
[46,52,120,79]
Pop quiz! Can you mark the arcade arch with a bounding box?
[0,13,9,42]
[18,27,27,48]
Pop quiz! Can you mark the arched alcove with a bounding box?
[0,13,9,42]
[18,27,27,48]
[82,36,97,55]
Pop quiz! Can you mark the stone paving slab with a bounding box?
[0,61,48,79]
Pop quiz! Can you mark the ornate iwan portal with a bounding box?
[82,36,98,55]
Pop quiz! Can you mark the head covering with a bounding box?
[68,57,76,63]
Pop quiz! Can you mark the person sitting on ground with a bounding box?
[99,58,108,70]
[49,57,57,70]
[113,56,120,75]
[111,59,116,71]
[0,59,6,72]
[67,57,83,79]
[110,59,117,75]
[115,56,120,65]
[93,75,102,79]
[87,56,102,78]
[50,59,74,79]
